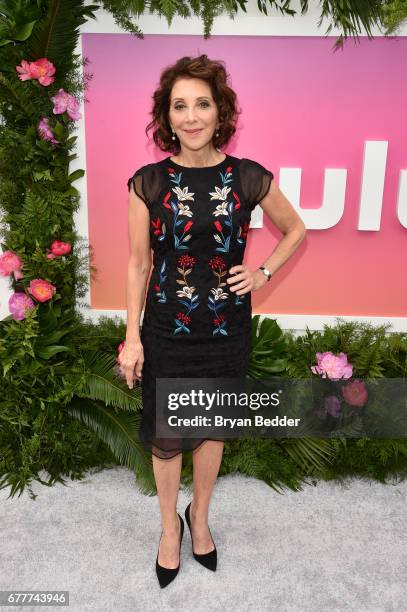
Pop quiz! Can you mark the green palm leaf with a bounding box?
[66,396,156,495]
[280,437,335,473]
[248,315,288,378]
[76,349,142,412]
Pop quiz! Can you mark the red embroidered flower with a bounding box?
[226,166,232,173]
[209,256,226,271]
[214,220,222,233]
[153,284,160,291]
[151,218,162,235]
[213,314,225,326]
[176,312,191,325]
[163,191,172,209]
[233,191,241,210]
[184,220,193,232]
[178,254,196,267]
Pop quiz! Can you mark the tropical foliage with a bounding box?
[1,1,406,499]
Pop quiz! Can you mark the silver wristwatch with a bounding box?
[259,266,272,281]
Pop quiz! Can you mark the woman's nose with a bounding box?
[186,108,197,121]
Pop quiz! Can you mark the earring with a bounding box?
[172,131,176,140]
[215,128,219,137]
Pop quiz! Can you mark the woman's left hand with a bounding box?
[226,265,268,295]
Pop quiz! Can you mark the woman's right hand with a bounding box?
[117,339,144,389]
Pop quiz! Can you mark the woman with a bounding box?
[119,54,306,588]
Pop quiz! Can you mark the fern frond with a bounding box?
[0,73,37,117]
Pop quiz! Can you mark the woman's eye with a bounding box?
[174,102,210,110]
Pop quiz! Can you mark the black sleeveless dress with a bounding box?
[127,154,274,459]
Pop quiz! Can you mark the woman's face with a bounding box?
[168,77,219,152]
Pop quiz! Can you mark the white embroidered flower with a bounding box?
[172,186,195,201]
[209,186,231,201]
[178,202,193,217]
[176,286,196,299]
[213,201,229,217]
[211,287,229,300]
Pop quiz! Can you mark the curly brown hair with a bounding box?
[145,54,241,154]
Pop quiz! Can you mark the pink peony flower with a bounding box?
[16,58,56,85]
[324,395,342,417]
[38,117,59,145]
[29,58,56,85]
[341,379,368,407]
[50,88,81,120]
[27,278,56,303]
[16,59,34,81]
[0,250,23,278]
[50,240,71,256]
[311,351,353,380]
[8,292,36,320]
[316,395,342,419]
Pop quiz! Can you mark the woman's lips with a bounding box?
[185,129,203,134]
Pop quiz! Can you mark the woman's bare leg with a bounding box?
[190,440,224,554]
[153,451,182,568]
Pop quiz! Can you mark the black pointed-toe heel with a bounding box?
[156,513,184,588]
[185,501,217,571]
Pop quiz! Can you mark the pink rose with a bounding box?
[341,380,368,407]
[27,278,56,303]
[311,351,353,380]
[38,117,59,145]
[50,88,81,120]
[50,240,71,256]
[8,292,36,321]
[0,250,23,278]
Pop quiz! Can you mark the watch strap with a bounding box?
[259,266,272,281]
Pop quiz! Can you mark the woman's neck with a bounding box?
[170,148,224,168]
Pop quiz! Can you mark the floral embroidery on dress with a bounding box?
[208,256,229,336]
[151,217,166,241]
[153,259,167,303]
[174,254,199,334]
[163,167,195,250]
[209,165,240,254]
[236,221,250,245]
[163,166,200,333]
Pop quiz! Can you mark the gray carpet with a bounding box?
[1,467,406,612]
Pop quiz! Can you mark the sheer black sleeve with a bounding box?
[127,163,163,210]
[127,166,150,208]
[239,158,274,212]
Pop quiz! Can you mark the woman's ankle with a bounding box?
[190,499,208,523]
[161,512,179,533]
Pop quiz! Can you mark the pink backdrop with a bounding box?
[82,34,407,316]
